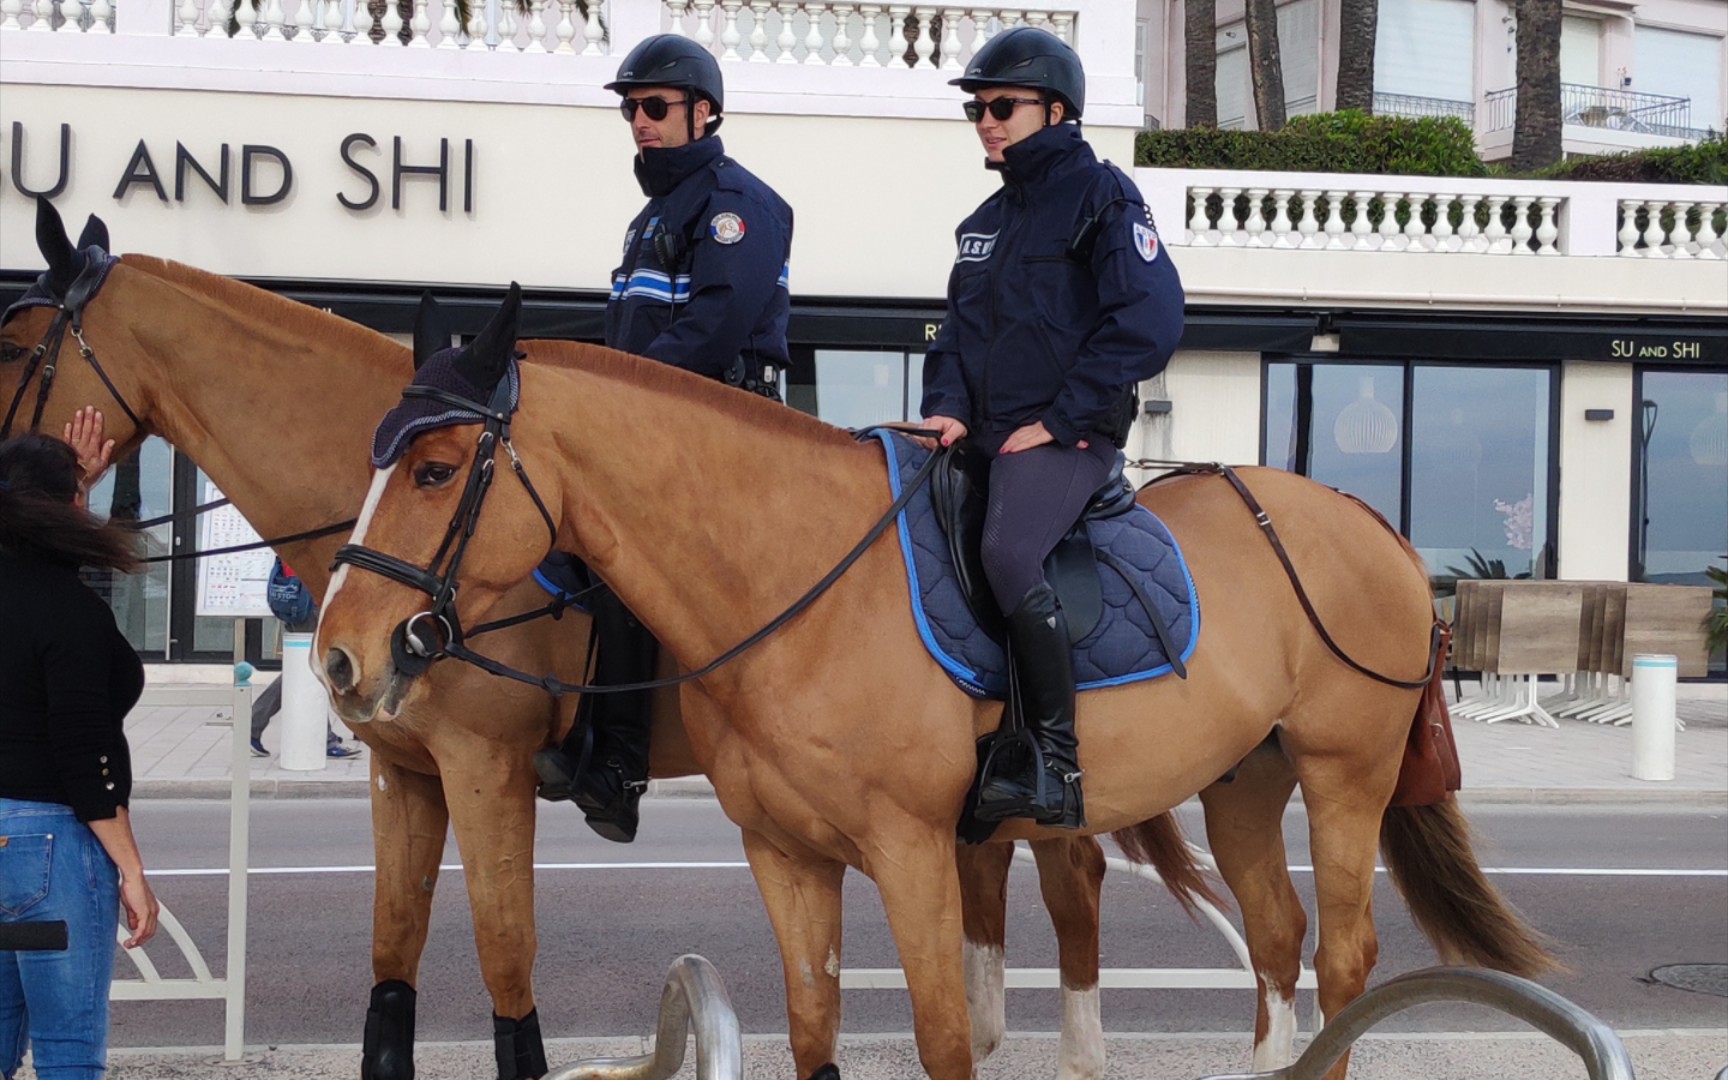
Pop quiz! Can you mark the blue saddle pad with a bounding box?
[532,553,594,614]
[874,431,1200,700]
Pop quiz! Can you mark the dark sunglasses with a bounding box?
[620,96,689,122]
[963,96,1046,123]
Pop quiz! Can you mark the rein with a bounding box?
[1134,459,1442,691]
[334,404,944,698]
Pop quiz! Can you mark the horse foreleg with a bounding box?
[1029,836,1107,1080]
[955,842,1013,1068]
[364,756,450,1080]
[867,822,973,1080]
[1199,747,1304,1072]
[741,828,847,1080]
[443,752,545,1080]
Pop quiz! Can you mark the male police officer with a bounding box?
[534,34,795,843]
[922,28,1184,828]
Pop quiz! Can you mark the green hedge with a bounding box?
[1136,110,1725,184]
[1135,112,1486,177]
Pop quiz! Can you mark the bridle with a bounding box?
[330,374,559,680]
[2,252,146,441]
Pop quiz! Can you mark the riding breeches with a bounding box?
[978,437,1117,615]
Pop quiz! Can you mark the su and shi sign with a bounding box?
[6,122,477,214]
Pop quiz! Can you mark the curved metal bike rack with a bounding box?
[545,954,744,1080]
[1198,967,1636,1080]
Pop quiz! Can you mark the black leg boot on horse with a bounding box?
[974,582,1085,829]
[534,589,654,843]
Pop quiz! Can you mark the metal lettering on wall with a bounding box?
[1608,338,1712,362]
[9,121,476,215]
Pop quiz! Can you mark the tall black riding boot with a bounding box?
[974,583,1085,829]
[534,590,656,843]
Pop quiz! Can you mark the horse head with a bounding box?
[316,284,561,724]
[1,198,147,453]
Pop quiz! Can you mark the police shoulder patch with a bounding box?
[710,212,747,245]
[1132,221,1160,263]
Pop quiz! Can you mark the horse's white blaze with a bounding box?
[963,941,1005,1064]
[316,462,397,662]
[1253,977,1298,1071]
[1056,984,1104,1080]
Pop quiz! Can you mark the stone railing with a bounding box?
[663,2,1075,69]
[2,0,116,31]
[159,0,607,51]
[1142,170,1728,261]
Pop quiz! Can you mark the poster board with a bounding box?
[194,480,275,618]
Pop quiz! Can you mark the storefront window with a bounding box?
[786,348,917,428]
[1265,360,1554,585]
[1636,370,1728,588]
[83,437,173,657]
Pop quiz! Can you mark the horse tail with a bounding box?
[1379,798,1560,977]
[1110,813,1227,922]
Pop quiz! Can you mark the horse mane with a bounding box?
[118,254,407,369]
[523,340,864,452]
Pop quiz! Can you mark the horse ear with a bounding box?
[412,291,452,372]
[76,214,111,255]
[35,198,81,296]
[456,282,522,390]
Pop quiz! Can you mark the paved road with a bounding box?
[110,799,1727,1051]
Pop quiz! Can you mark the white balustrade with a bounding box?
[16,0,117,31]
[1617,198,1728,259]
[1180,183,1575,255]
[668,1,1060,68]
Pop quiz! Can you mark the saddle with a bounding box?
[928,440,1138,645]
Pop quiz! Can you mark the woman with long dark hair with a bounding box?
[1,423,159,1079]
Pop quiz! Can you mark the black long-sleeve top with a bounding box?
[0,550,143,821]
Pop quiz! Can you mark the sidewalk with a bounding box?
[127,678,1727,806]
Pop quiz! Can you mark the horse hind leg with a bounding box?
[1029,836,1107,1080]
[1198,745,1305,1072]
[956,842,1014,1068]
[364,756,449,1080]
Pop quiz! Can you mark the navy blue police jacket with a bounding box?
[920,124,1184,446]
[606,136,793,386]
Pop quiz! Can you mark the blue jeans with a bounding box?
[0,798,120,1080]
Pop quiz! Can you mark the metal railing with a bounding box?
[1484,82,1705,140]
[1373,91,1474,125]
[546,954,744,1080]
[1197,968,1637,1080]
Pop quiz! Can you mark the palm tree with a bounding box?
[1185,0,1217,128]
[1512,0,1563,170]
[1335,0,1377,113]
[1244,0,1286,131]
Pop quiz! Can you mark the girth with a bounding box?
[929,440,1137,645]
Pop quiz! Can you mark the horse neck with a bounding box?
[519,360,887,674]
[109,259,406,595]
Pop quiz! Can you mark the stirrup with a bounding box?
[972,728,1045,823]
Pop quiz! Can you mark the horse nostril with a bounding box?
[325,647,357,693]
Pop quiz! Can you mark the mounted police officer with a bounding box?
[534,34,795,843]
[921,28,1184,829]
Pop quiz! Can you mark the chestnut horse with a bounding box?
[316,290,1553,1080]
[0,206,1227,1079]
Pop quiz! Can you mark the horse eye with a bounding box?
[414,462,457,488]
[0,341,21,364]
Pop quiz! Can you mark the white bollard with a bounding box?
[278,632,328,771]
[1630,653,1678,782]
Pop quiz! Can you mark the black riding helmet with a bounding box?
[605,34,725,139]
[950,26,1085,122]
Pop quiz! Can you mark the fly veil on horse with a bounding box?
[1,201,1233,1080]
[317,287,1553,1080]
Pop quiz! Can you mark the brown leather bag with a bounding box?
[1391,621,1462,807]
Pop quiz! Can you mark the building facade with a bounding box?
[2,0,1724,670]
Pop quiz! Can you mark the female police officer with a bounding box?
[921,27,1185,829]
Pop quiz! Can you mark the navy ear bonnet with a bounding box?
[370,348,521,468]
[1,249,118,328]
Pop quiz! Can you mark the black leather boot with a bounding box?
[974,583,1085,829]
[534,590,654,843]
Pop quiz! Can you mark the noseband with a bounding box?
[330,377,558,678]
[1,254,144,441]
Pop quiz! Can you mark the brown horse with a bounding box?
[0,209,1216,1078]
[316,291,1554,1080]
